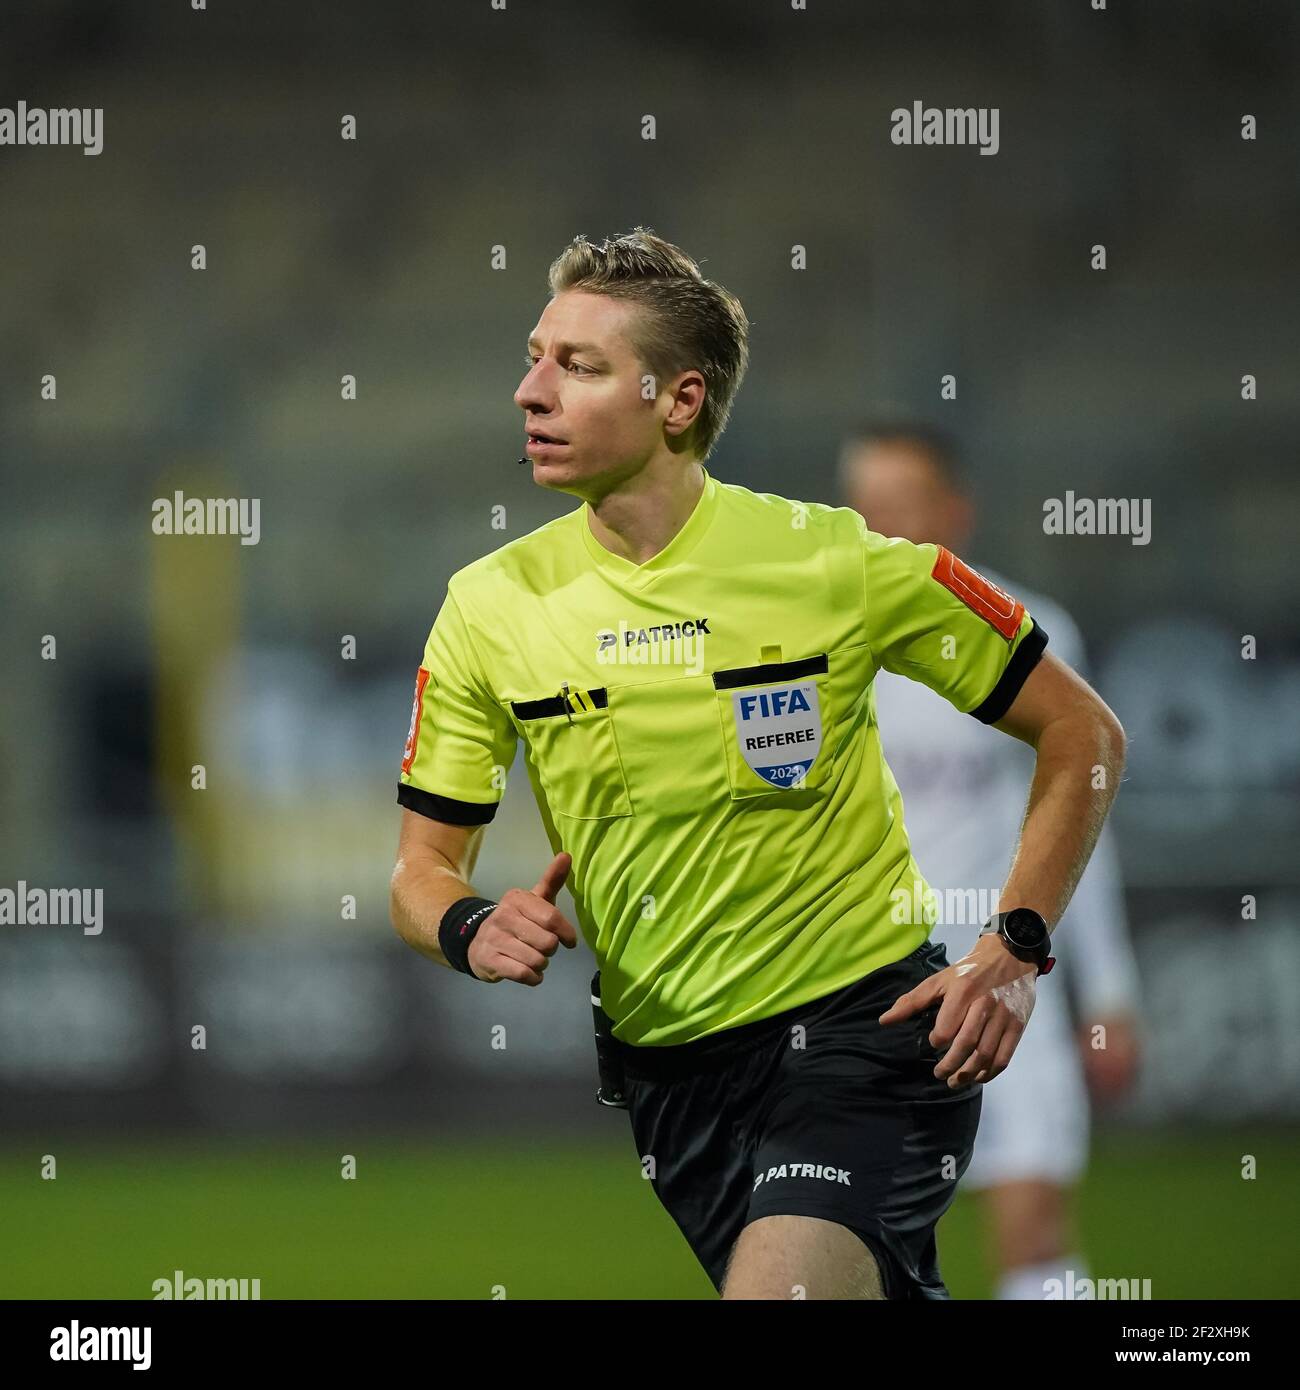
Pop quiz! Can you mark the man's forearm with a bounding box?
[390,853,482,967]
[998,706,1126,931]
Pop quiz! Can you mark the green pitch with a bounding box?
[4,1129,1296,1299]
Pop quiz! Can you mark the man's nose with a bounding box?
[514,359,556,412]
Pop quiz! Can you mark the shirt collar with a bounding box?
[580,467,719,584]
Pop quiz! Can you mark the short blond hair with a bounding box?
[546,227,750,461]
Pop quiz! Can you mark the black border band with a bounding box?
[712,653,829,691]
[397,782,499,825]
[439,896,499,977]
[968,621,1049,725]
[511,688,609,720]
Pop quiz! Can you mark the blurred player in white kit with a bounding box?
[840,421,1142,1300]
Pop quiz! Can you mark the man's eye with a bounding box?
[522,354,591,373]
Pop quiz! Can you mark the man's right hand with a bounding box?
[467,852,578,985]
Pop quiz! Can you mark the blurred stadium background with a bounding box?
[1,0,1298,1298]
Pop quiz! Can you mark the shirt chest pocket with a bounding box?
[511,687,633,821]
[712,653,835,799]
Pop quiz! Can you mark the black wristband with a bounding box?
[439,896,499,978]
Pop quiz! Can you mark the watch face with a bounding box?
[1003,909,1048,950]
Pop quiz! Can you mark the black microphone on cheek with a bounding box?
[517,456,528,465]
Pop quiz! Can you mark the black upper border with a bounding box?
[712,653,829,691]
[968,621,1049,725]
[511,688,610,721]
[397,782,498,825]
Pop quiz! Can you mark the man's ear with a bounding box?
[663,369,706,441]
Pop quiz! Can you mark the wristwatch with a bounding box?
[979,908,1056,976]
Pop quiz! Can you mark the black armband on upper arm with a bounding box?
[969,621,1049,725]
[397,783,499,825]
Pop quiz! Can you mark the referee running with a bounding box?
[389,227,1128,1300]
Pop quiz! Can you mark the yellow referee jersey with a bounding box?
[398,468,1046,1045]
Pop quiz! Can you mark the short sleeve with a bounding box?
[397,585,519,825]
[861,524,1048,723]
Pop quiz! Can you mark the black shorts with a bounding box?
[617,939,981,1298]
